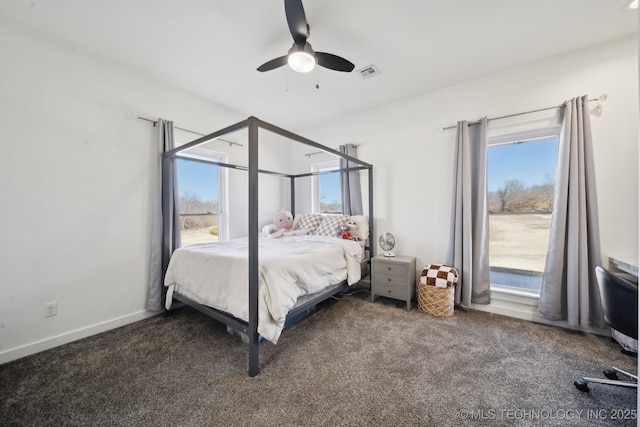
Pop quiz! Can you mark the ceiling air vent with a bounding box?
[357,64,380,79]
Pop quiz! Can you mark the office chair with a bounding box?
[574,266,638,392]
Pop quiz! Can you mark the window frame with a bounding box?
[311,160,342,214]
[176,148,228,242]
[487,125,561,295]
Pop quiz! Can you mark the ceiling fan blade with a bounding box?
[316,52,355,72]
[257,55,288,72]
[284,0,308,45]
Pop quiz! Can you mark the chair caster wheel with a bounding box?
[603,369,618,380]
[574,379,589,392]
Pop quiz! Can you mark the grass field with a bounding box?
[489,212,551,273]
[181,227,219,246]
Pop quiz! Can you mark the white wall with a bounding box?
[0,16,247,363]
[301,35,639,320]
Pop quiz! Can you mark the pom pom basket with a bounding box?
[417,264,459,318]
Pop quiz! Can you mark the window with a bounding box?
[176,150,227,247]
[487,127,559,294]
[312,160,342,214]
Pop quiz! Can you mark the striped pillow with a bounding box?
[315,215,348,237]
[293,213,324,234]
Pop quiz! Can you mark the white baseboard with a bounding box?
[0,310,158,365]
[467,289,610,337]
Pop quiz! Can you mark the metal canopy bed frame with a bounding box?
[161,116,374,376]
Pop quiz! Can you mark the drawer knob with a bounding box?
[387,278,391,282]
[388,289,392,293]
[387,267,391,270]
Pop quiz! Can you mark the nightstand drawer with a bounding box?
[371,283,406,300]
[373,262,408,277]
[373,273,406,287]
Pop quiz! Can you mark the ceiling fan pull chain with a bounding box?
[316,67,320,89]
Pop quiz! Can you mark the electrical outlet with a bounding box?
[44,302,57,318]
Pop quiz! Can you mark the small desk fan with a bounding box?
[379,233,396,257]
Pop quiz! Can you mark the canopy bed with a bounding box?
[160,117,374,376]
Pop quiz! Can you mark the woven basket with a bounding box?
[418,281,455,317]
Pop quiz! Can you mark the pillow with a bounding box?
[293,213,324,234]
[315,214,349,237]
[349,215,369,241]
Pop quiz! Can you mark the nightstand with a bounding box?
[371,255,416,311]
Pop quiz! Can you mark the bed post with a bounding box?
[368,165,374,258]
[290,176,296,217]
[247,117,260,377]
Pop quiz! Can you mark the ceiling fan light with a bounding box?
[625,0,638,9]
[288,44,316,73]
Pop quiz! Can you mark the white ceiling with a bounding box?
[1,0,637,131]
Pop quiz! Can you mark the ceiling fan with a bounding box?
[257,0,355,74]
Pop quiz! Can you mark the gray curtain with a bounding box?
[147,119,181,311]
[447,118,491,306]
[339,144,363,215]
[538,95,605,328]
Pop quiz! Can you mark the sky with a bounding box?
[487,138,558,192]
[319,172,342,204]
[177,159,218,201]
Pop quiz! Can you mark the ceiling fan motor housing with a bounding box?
[288,42,316,73]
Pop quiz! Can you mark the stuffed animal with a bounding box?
[338,223,353,240]
[346,219,363,240]
[273,209,293,231]
[339,219,362,241]
[262,209,309,238]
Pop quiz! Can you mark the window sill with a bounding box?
[490,284,540,305]
[465,284,609,337]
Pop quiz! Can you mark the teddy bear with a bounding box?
[338,223,352,240]
[262,209,309,238]
[338,219,362,241]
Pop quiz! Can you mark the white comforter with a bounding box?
[164,235,363,343]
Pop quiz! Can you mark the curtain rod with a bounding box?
[137,116,244,147]
[439,94,607,131]
[305,144,360,158]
